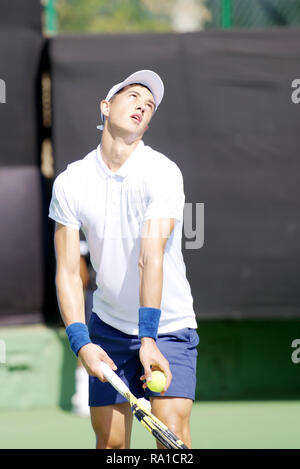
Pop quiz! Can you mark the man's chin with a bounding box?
[109,121,145,139]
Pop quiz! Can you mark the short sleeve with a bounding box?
[48,171,81,229]
[143,163,185,222]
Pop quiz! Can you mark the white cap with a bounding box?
[97,69,164,130]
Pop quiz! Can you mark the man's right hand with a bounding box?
[78,343,117,382]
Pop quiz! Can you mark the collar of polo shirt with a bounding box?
[96,141,144,179]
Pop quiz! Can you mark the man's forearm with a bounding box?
[55,271,85,327]
[138,257,172,388]
[138,256,163,308]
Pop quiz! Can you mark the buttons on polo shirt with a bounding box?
[105,178,121,224]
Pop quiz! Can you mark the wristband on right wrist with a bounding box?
[66,322,91,357]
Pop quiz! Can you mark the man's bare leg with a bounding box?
[90,402,133,449]
[150,397,193,449]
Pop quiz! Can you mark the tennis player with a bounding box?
[49,70,199,449]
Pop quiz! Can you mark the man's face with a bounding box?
[101,84,156,137]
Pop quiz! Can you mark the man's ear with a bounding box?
[100,99,110,118]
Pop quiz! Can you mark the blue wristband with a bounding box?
[66,322,91,357]
[138,307,161,341]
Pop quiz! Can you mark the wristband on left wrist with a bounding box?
[138,307,161,341]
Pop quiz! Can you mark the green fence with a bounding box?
[208,0,300,29]
[44,0,300,35]
[1,319,300,409]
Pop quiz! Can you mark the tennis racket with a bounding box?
[100,361,188,449]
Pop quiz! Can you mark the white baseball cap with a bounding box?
[97,69,164,130]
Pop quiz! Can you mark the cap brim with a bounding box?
[120,70,164,110]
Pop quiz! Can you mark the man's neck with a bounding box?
[100,129,142,173]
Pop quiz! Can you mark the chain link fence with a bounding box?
[44,0,300,34]
[206,0,300,29]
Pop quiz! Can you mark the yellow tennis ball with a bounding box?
[147,370,166,392]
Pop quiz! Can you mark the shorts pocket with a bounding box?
[188,328,200,349]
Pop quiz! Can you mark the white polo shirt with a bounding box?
[49,140,197,335]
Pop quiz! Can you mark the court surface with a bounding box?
[0,400,299,449]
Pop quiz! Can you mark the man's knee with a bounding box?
[150,397,192,447]
[90,403,132,449]
[95,431,126,449]
[165,418,188,438]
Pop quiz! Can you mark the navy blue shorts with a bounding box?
[84,289,94,324]
[87,313,199,407]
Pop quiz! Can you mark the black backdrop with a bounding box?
[0,30,44,166]
[0,167,44,324]
[0,0,42,32]
[49,29,300,319]
[0,0,44,324]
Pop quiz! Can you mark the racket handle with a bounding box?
[99,361,130,396]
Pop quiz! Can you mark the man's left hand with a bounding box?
[139,337,172,394]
